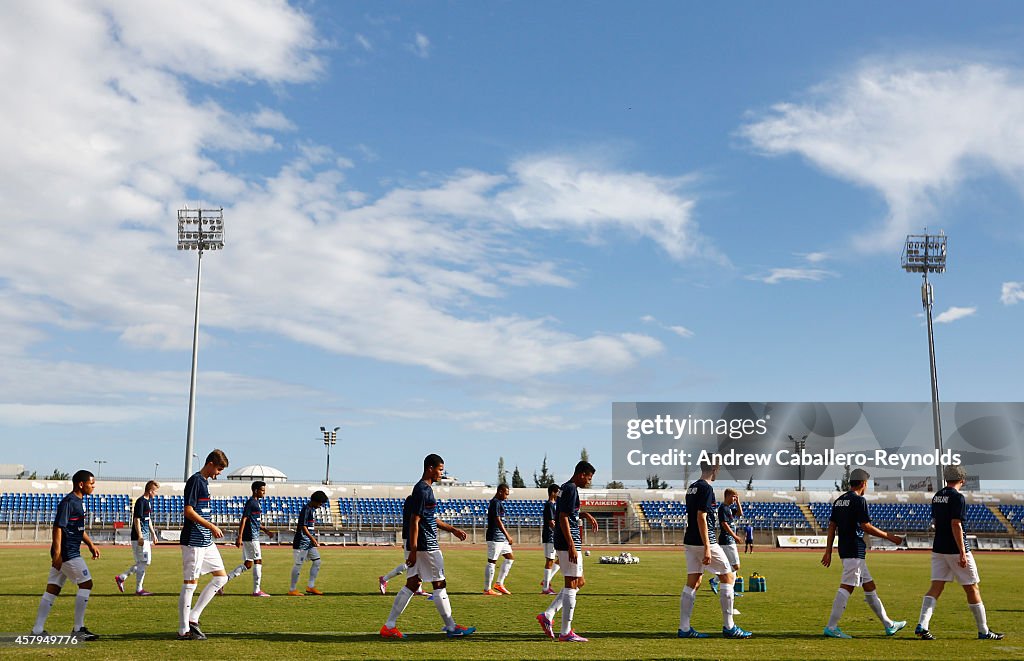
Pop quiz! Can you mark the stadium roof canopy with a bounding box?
[227,464,287,482]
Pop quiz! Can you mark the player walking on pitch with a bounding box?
[536,461,598,643]
[678,460,752,639]
[709,488,743,614]
[820,467,906,639]
[378,494,429,597]
[288,491,329,595]
[483,483,516,595]
[224,480,274,596]
[915,464,1004,640]
[115,480,159,596]
[31,470,101,640]
[380,454,475,639]
[540,484,560,594]
[177,449,230,641]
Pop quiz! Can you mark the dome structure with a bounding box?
[227,464,287,482]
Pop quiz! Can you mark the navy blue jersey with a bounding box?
[931,486,970,554]
[292,503,318,550]
[718,502,736,546]
[744,524,754,542]
[684,479,718,546]
[54,493,87,561]
[131,496,152,542]
[553,481,581,551]
[542,500,557,544]
[486,498,506,542]
[400,495,412,542]
[405,480,439,552]
[241,496,262,542]
[830,490,870,559]
[180,472,213,547]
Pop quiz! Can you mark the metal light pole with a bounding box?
[177,207,225,480]
[94,460,107,476]
[902,231,947,489]
[321,426,339,485]
[154,462,159,479]
[788,435,807,491]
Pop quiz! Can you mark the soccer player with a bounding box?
[115,480,159,596]
[744,522,754,554]
[225,480,273,597]
[915,464,1004,640]
[31,470,101,640]
[288,491,329,596]
[540,484,560,594]
[820,467,906,639]
[378,495,428,597]
[709,488,744,614]
[536,460,598,643]
[483,483,515,595]
[177,449,230,641]
[677,460,752,640]
[380,453,475,639]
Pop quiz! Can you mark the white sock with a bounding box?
[253,564,262,592]
[433,587,456,630]
[290,563,302,591]
[385,587,414,629]
[560,587,578,635]
[827,588,850,629]
[191,575,227,622]
[121,565,136,580]
[484,563,496,590]
[544,589,564,620]
[497,559,514,585]
[136,563,147,591]
[33,592,57,634]
[227,563,248,580]
[864,590,893,628]
[383,563,406,581]
[178,583,197,635]
[542,567,553,590]
[73,588,90,630]
[308,559,321,588]
[720,583,735,629]
[918,595,936,629]
[969,602,988,634]
[679,585,696,631]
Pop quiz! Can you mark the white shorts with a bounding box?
[556,549,583,578]
[720,543,741,568]
[543,542,557,560]
[293,547,321,564]
[46,556,91,587]
[487,540,513,560]
[181,544,225,581]
[242,541,262,562]
[407,549,446,583]
[839,557,874,586]
[684,544,732,576]
[930,552,980,585]
[133,540,152,565]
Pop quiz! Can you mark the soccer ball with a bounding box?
[584,550,591,556]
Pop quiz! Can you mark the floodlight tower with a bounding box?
[901,231,947,489]
[321,426,339,485]
[178,207,225,480]
[788,434,808,491]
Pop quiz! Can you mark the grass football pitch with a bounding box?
[2,545,1021,659]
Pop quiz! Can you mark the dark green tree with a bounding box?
[533,454,556,487]
[511,466,526,488]
[48,469,70,481]
[834,464,851,492]
[580,447,589,463]
[605,480,625,489]
[646,474,669,489]
[497,457,508,486]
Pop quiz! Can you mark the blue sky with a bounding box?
[2,1,1024,487]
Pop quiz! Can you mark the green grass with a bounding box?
[2,545,1022,659]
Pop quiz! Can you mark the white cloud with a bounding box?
[752,268,837,285]
[668,325,695,338]
[410,32,431,58]
[934,306,977,323]
[742,62,1024,251]
[355,34,373,52]
[640,315,695,339]
[1001,281,1024,305]
[801,251,829,263]
[0,0,729,425]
